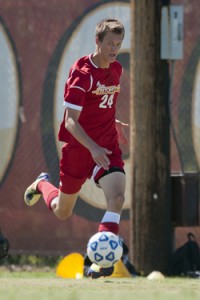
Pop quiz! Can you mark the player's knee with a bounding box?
[54,208,73,220]
[114,192,125,210]
[116,193,125,206]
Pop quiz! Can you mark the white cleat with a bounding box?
[24,172,50,206]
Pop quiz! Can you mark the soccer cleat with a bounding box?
[24,172,50,206]
[87,263,114,279]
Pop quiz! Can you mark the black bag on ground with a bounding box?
[168,232,200,276]
[0,229,9,259]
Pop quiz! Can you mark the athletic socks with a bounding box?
[36,182,122,233]
[98,211,120,235]
[37,181,59,210]
[98,222,119,235]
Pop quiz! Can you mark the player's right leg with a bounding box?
[51,190,78,220]
[24,172,78,220]
[24,172,51,206]
[24,143,92,220]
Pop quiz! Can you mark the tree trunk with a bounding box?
[130,0,172,275]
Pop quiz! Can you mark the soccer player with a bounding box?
[24,18,128,278]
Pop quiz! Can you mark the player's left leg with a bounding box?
[87,171,126,278]
[100,171,126,212]
[98,171,126,234]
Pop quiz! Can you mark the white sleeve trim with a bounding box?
[63,101,83,111]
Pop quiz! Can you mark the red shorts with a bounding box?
[59,143,124,194]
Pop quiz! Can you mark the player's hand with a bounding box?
[115,119,129,144]
[90,146,112,170]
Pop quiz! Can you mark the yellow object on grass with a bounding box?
[56,253,84,279]
[110,259,131,278]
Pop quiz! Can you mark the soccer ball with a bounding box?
[87,231,123,268]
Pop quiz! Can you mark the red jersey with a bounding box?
[58,54,122,148]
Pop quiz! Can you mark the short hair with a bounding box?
[95,18,125,42]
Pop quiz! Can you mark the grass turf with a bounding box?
[0,271,200,300]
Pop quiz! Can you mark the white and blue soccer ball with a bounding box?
[87,231,123,268]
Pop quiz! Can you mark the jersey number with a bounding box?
[99,94,114,108]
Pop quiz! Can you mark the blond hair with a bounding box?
[95,18,125,42]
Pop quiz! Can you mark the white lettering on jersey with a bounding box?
[99,94,114,108]
[92,82,120,95]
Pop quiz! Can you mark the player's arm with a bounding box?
[65,108,112,170]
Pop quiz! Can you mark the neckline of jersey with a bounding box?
[89,54,111,71]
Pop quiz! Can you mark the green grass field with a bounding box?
[0,271,200,300]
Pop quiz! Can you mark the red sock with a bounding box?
[98,222,119,235]
[37,180,59,210]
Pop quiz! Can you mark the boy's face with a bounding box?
[96,31,124,65]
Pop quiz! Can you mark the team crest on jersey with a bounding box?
[92,81,120,95]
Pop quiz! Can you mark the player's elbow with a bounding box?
[65,108,80,132]
[65,117,74,131]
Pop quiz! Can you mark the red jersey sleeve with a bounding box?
[64,68,92,110]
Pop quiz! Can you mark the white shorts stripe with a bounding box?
[91,165,102,181]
